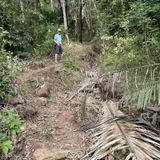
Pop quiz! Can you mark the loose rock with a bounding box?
[35,97,47,106]
[36,83,50,97]
[15,104,38,119]
[33,148,69,160]
[8,96,24,105]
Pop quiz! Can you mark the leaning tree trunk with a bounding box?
[61,0,69,44]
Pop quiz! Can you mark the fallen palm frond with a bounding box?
[67,73,105,102]
[98,63,160,109]
[82,101,160,160]
[68,63,160,109]
[67,79,96,101]
[124,80,160,110]
[141,106,160,128]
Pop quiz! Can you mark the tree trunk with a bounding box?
[75,16,79,39]
[34,0,39,10]
[51,0,54,9]
[79,0,83,43]
[65,0,68,26]
[20,0,25,23]
[58,0,64,23]
[61,0,69,44]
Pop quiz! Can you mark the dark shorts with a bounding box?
[55,45,63,54]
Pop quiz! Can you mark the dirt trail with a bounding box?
[22,90,89,160]
[14,65,89,160]
[19,63,63,82]
[12,44,93,160]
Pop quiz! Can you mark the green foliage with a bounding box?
[62,68,83,91]
[63,58,80,71]
[0,0,57,58]
[0,136,12,158]
[0,51,22,101]
[63,70,72,77]
[0,108,24,157]
[123,64,160,110]
[62,56,83,91]
[105,63,160,111]
[0,73,14,101]
[99,0,160,64]
[0,27,11,49]
[124,81,160,111]
[100,36,146,72]
[34,27,54,58]
[0,17,22,101]
[98,0,160,111]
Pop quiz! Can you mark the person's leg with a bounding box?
[55,45,59,63]
[55,53,58,63]
[59,46,63,62]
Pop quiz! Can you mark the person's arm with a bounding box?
[54,40,60,45]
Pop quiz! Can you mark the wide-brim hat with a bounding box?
[57,28,61,32]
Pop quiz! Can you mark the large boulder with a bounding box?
[33,148,69,160]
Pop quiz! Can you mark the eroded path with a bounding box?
[12,44,93,160]
[25,90,89,160]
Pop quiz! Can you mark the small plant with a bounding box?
[0,133,12,158]
[0,66,15,101]
[63,69,72,77]
[41,126,53,140]
[0,108,24,157]
[5,54,23,77]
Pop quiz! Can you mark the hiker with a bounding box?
[53,28,63,63]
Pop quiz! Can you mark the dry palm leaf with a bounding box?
[82,101,160,160]
[67,79,96,101]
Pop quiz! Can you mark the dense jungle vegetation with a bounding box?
[1,0,160,159]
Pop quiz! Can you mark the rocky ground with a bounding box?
[15,86,90,160]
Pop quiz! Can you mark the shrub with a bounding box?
[100,35,150,72]
[0,108,24,157]
[0,51,22,101]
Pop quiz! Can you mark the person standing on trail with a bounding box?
[53,28,63,63]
